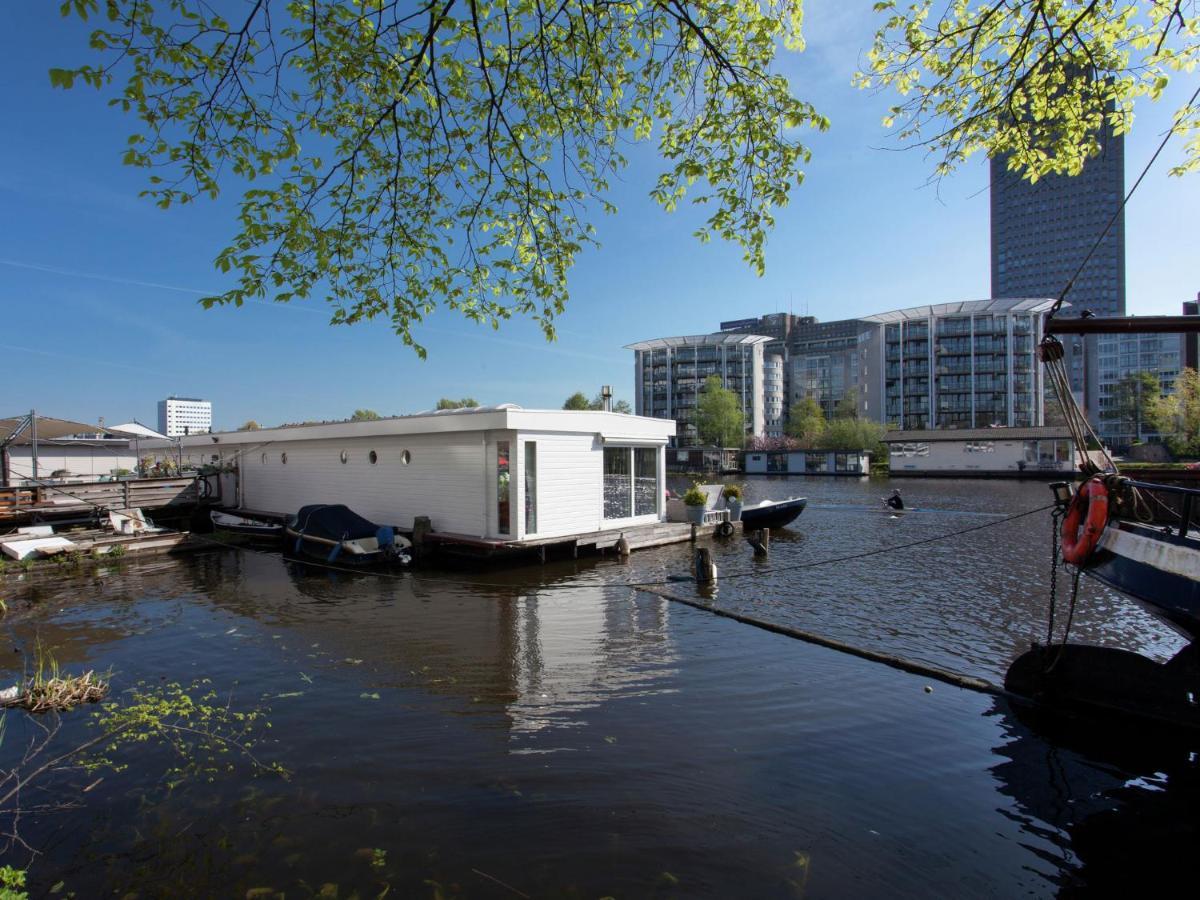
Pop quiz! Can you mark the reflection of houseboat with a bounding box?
[882,427,1077,477]
[143,406,678,553]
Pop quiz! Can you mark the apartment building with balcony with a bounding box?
[861,299,1054,430]
[1093,332,1183,450]
[627,334,769,446]
[787,318,876,419]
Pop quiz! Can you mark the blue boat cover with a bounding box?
[293,504,383,542]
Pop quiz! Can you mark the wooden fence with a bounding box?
[0,477,207,520]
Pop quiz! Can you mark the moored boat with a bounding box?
[285,504,412,566]
[738,497,807,530]
[1059,477,1200,640]
[211,509,284,541]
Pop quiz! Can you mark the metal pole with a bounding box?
[29,409,38,482]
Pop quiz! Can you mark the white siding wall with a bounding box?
[515,431,605,538]
[241,434,489,535]
[7,447,139,481]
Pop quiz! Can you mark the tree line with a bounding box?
[1102,369,1200,456]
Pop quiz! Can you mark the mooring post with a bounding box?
[617,534,631,557]
[694,547,717,585]
[690,523,698,543]
[749,528,769,558]
[412,515,433,562]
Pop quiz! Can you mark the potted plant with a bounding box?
[723,483,744,521]
[682,484,707,525]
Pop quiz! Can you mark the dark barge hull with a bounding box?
[1086,522,1200,641]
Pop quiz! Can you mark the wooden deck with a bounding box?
[417,520,711,561]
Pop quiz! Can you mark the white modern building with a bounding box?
[627,333,769,446]
[142,405,675,542]
[158,397,213,437]
[861,298,1055,431]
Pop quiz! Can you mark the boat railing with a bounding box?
[1125,479,1200,538]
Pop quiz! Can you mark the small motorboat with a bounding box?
[285,504,411,566]
[211,510,284,541]
[738,497,807,530]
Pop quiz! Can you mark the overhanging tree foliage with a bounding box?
[858,1,1200,181]
[55,0,826,354]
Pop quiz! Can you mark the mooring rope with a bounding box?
[630,582,1010,697]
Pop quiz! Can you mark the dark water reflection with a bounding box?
[0,477,1195,896]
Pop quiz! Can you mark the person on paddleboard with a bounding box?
[884,489,905,511]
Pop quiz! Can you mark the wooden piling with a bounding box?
[412,515,433,562]
[694,547,717,585]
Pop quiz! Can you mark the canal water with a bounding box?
[0,477,1195,896]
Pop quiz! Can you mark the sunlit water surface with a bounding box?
[0,477,1194,897]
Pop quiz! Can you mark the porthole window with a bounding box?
[281,452,288,465]
[369,450,378,465]
[401,450,411,465]
[340,450,349,464]
[261,453,267,465]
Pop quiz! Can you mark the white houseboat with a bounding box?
[743,449,871,476]
[881,426,1077,477]
[142,405,677,549]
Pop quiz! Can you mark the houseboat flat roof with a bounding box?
[882,426,1072,442]
[142,405,676,448]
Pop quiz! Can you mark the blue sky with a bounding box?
[4,2,1197,430]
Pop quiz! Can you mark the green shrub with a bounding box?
[682,485,707,507]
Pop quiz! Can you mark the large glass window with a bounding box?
[634,448,658,516]
[524,441,537,534]
[603,447,631,519]
[497,441,510,535]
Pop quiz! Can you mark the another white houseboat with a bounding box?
[142,405,677,549]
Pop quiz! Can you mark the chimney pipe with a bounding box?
[601,385,613,412]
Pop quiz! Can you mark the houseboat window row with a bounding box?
[260,448,402,466]
[603,446,661,520]
[524,442,537,534]
[891,443,930,458]
[1023,440,1072,466]
[963,441,995,453]
[497,441,511,535]
[603,447,632,520]
[634,447,657,516]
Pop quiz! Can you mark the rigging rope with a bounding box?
[1045,80,1200,324]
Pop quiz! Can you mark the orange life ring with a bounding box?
[1061,478,1109,565]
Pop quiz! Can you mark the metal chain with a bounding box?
[1046,507,1063,645]
[1045,568,1083,675]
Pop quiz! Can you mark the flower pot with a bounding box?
[726,498,742,522]
[685,505,706,525]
